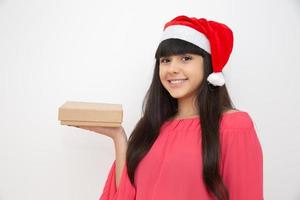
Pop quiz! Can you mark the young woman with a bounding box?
[74,15,264,200]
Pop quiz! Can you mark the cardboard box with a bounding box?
[58,101,123,127]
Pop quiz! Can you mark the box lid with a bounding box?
[58,101,123,123]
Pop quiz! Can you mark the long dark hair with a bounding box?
[126,38,235,200]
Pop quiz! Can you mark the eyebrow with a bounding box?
[160,54,191,58]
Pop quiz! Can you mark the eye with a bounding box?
[160,58,170,63]
[182,55,192,61]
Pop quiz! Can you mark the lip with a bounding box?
[167,78,188,88]
[167,78,188,81]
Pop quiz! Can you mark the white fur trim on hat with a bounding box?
[207,72,225,86]
[160,25,211,54]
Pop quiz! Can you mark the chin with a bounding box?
[168,90,189,99]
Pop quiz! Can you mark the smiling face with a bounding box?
[159,53,204,100]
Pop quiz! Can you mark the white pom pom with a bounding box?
[207,72,225,86]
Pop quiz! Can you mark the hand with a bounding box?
[69,125,127,141]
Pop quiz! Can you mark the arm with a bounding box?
[70,125,135,199]
[99,132,136,200]
[112,132,128,189]
[220,122,264,199]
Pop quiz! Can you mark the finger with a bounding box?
[78,126,93,131]
[67,125,79,128]
[78,126,90,129]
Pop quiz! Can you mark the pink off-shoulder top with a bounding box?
[99,111,264,200]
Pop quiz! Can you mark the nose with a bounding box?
[168,60,181,73]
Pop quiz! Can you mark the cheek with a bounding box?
[159,70,162,81]
[159,68,166,81]
[188,67,204,84]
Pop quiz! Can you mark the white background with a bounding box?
[1,0,299,199]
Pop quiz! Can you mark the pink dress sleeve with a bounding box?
[220,114,264,200]
[99,160,136,200]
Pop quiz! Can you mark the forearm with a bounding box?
[112,133,128,189]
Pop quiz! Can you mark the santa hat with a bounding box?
[159,15,234,86]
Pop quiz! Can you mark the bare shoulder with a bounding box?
[223,109,240,114]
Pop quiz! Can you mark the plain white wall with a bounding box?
[1,0,299,199]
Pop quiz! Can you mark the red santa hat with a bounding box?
[159,15,234,86]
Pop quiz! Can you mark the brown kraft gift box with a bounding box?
[58,101,123,127]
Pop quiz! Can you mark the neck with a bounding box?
[175,94,198,118]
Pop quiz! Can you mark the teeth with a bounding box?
[170,79,186,84]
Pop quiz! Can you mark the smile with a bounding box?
[168,78,188,87]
